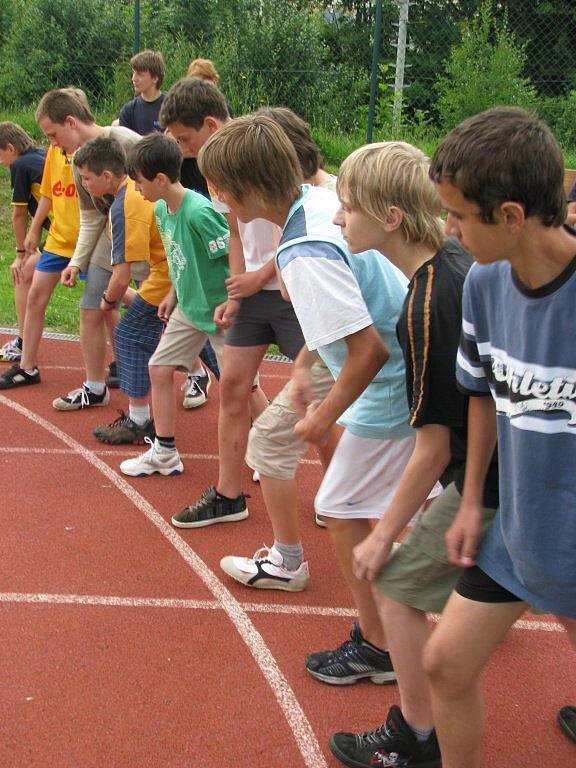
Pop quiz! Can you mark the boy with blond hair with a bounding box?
[421,107,576,768]
[198,115,418,682]
[0,121,50,363]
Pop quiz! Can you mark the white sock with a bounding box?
[129,404,151,426]
[188,363,206,378]
[85,380,105,395]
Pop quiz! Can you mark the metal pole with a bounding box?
[134,0,141,55]
[392,0,409,134]
[367,0,384,143]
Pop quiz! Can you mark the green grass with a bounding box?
[2,109,576,335]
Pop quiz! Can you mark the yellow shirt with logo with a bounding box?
[39,145,80,257]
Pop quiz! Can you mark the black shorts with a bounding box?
[224,290,305,361]
[455,565,522,604]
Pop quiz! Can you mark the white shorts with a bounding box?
[315,430,416,520]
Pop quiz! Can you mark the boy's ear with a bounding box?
[500,201,526,233]
[385,205,404,232]
[204,116,220,135]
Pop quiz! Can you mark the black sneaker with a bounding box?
[329,705,441,768]
[305,622,396,685]
[182,369,211,408]
[172,485,249,528]
[93,411,155,445]
[106,361,120,389]
[558,705,576,743]
[0,364,40,389]
[52,384,110,411]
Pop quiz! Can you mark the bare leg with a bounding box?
[250,385,269,420]
[423,592,526,768]
[149,364,177,436]
[80,308,108,383]
[20,270,62,369]
[217,344,267,498]
[373,592,434,729]
[14,251,40,339]
[326,516,388,650]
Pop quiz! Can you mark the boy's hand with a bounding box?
[158,293,177,323]
[445,500,483,567]
[214,298,240,329]
[294,401,330,446]
[225,272,262,299]
[10,255,26,286]
[352,530,393,582]
[61,265,80,287]
[24,230,39,257]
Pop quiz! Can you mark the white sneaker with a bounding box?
[220,545,310,592]
[252,469,260,483]
[120,437,184,477]
[315,513,327,528]
[182,368,211,408]
[0,337,22,363]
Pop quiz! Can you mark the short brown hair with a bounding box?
[0,121,36,153]
[338,142,444,251]
[187,58,220,85]
[35,87,94,125]
[127,132,182,183]
[197,114,302,208]
[430,107,566,226]
[159,77,229,130]
[130,49,166,87]
[255,106,323,180]
[74,136,127,178]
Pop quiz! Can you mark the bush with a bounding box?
[435,1,536,131]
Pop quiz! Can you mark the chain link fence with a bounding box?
[0,0,575,148]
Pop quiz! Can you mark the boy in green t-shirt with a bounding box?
[119,132,230,477]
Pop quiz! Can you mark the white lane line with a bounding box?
[0,445,322,465]
[0,395,327,768]
[40,365,290,380]
[0,591,565,633]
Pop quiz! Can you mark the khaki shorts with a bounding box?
[148,305,225,371]
[246,361,334,480]
[374,482,497,614]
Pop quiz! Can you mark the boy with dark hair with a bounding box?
[119,50,166,136]
[119,132,231,477]
[0,121,50,363]
[321,141,498,768]
[73,135,170,445]
[421,106,576,768]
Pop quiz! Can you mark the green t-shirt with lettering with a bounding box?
[154,189,229,333]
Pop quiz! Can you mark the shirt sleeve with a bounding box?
[456,270,491,396]
[278,241,372,351]
[193,206,230,260]
[118,101,134,129]
[39,149,54,200]
[110,193,151,265]
[10,158,32,205]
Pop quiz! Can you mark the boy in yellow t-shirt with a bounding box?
[0,133,80,389]
[74,135,172,444]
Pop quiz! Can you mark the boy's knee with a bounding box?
[422,633,470,694]
[149,364,173,385]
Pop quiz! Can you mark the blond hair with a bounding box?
[198,114,302,208]
[35,87,94,125]
[187,58,220,85]
[338,141,444,250]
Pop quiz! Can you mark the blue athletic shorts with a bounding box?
[36,249,87,279]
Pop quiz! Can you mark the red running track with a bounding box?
[0,333,574,767]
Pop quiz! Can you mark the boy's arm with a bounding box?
[24,196,51,255]
[214,212,242,329]
[352,422,452,582]
[291,346,320,415]
[294,325,389,445]
[445,395,497,567]
[10,206,30,286]
[100,262,132,312]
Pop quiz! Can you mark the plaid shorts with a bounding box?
[114,294,164,397]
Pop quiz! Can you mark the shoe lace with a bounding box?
[134,436,156,462]
[252,544,274,563]
[66,386,90,407]
[356,722,391,749]
[107,410,131,428]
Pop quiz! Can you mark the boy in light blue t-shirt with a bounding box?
[198,113,415,688]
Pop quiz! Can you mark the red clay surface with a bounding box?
[0,333,574,767]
